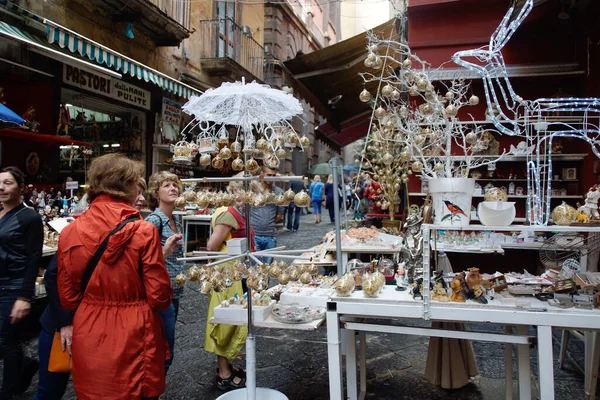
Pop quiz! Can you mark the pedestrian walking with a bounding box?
[284,171,305,232]
[250,166,285,264]
[205,177,250,391]
[57,154,173,400]
[324,174,341,224]
[0,166,43,399]
[309,175,324,224]
[146,172,186,375]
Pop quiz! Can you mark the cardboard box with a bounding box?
[226,238,248,255]
[213,300,275,322]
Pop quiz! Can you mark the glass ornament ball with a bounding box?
[230,141,242,153]
[367,52,377,62]
[359,89,371,102]
[276,148,287,159]
[284,188,296,201]
[245,157,259,172]
[256,138,268,150]
[372,56,383,70]
[381,84,393,97]
[402,58,412,69]
[391,90,401,101]
[552,202,577,225]
[416,78,428,90]
[199,153,211,166]
[445,104,458,117]
[409,86,419,97]
[411,161,424,172]
[469,95,480,105]
[400,150,411,162]
[293,191,310,207]
[212,155,224,169]
[434,162,444,172]
[485,187,509,202]
[174,196,187,208]
[445,91,455,100]
[299,135,311,148]
[465,131,478,144]
[375,107,387,119]
[231,157,244,171]
[219,146,232,160]
[364,58,374,68]
[184,190,197,203]
[368,43,379,53]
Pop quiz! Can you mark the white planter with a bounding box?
[477,201,516,226]
[429,178,475,226]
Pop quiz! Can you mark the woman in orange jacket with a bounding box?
[57,154,173,400]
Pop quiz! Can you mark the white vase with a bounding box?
[429,178,475,226]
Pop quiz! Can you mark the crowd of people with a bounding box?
[0,154,390,399]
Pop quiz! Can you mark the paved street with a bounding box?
[12,211,595,399]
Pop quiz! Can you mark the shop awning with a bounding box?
[0,128,92,147]
[0,18,202,99]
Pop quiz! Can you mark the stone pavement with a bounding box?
[12,210,596,399]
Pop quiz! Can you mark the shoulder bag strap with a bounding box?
[80,215,139,294]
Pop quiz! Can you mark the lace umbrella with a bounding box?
[182,80,303,133]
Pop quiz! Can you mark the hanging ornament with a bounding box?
[416,78,428,90]
[230,140,242,153]
[381,84,393,97]
[368,43,379,53]
[445,104,458,117]
[465,131,478,144]
[402,58,412,69]
[390,89,401,101]
[374,107,387,119]
[231,157,244,171]
[220,146,232,160]
[364,58,374,68]
[299,135,310,148]
[469,95,480,105]
[212,155,224,169]
[245,157,258,172]
[411,161,424,172]
[409,86,419,96]
[276,148,287,159]
[359,89,372,102]
[445,91,455,100]
[372,56,383,70]
[256,138,268,151]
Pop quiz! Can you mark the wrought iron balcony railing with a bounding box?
[199,18,267,81]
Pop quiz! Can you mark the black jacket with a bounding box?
[39,255,73,333]
[0,204,43,299]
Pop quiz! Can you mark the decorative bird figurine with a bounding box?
[443,200,467,217]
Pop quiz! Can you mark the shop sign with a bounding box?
[161,97,182,127]
[63,65,151,111]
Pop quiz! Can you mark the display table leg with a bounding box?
[558,330,569,369]
[505,325,514,400]
[587,332,600,400]
[341,252,349,273]
[359,331,366,399]
[327,309,344,400]
[516,325,532,400]
[345,328,358,400]
[537,325,555,400]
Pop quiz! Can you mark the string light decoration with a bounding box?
[357,31,504,188]
[452,0,600,225]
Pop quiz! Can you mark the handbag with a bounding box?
[47,215,139,373]
[48,332,71,373]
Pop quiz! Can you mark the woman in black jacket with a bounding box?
[0,166,43,399]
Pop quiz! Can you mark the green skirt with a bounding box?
[204,280,248,360]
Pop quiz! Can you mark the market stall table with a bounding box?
[326,285,600,400]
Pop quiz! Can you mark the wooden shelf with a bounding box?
[409,192,581,199]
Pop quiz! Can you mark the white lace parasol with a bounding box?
[182,80,303,132]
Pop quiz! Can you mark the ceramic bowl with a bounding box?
[477,201,516,226]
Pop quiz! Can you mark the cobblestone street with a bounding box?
[12,211,594,399]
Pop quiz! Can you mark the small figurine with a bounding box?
[56,103,70,136]
[450,274,466,302]
[552,139,563,154]
[582,185,600,221]
[411,278,423,300]
[468,285,488,304]
[431,283,449,302]
[22,106,40,132]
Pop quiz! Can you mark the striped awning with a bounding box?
[45,21,201,98]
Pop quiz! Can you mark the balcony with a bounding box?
[199,18,267,82]
[87,0,190,46]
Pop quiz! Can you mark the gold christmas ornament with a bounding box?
[256,138,268,151]
[230,141,242,153]
[375,107,387,119]
[299,135,310,148]
[200,281,213,294]
[400,150,411,161]
[276,148,287,158]
[382,152,394,165]
[469,95,480,105]
[184,190,196,202]
[372,56,383,70]
[199,153,211,166]
[253,194,267,207]
[485,187,509,202]
[402,58,412,69]
[465,131,478,144]
[368,43,379,53]
[220,146,232,160]
[245,157,259,172]
[409,86,419,96]
[188,265,201,281]
[293,191,310,207]
[174,197,187,208]
[278,271,290,284]
[212,155,224,169]
[552,202,577,225]
[284,188,296,201]
[359,89,372,103]
[434,162,444,172]
[364,58,374,68]
[411,161,424,172]
[381,85,393,97]
[416,78,428,90]
[300,272,312,284]
[367,52,377,62]
[268,264,282,279]
[231,157,244,171]
[391,89,401,101]
[445,104,458,117]
[445,91,455,100]
[175,273,187,286]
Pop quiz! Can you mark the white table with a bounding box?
[326,286,600,400]
[211,313,324,331]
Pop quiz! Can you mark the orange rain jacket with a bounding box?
[58,195,173,400]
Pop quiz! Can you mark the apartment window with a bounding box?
[216,0,236,58]
[157,0,191,29]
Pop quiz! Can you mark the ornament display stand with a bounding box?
[178,174,312,400]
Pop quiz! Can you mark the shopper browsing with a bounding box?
[57,154,173,400]
[145,171,185,374]
[284,171,306,232]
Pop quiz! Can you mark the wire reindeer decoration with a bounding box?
[452,0,600,225]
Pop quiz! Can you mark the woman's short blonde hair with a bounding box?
[327,174,333,184]
[147,171,183,209]
[87,153,144,203]
[138,177,147,191]
[313,175,321,182]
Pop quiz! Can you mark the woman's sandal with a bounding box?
[216,372,246,391]
[216,363,246,378]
